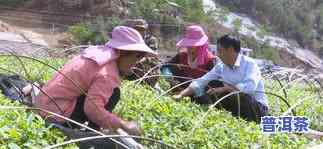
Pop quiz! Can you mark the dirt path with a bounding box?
[0,20,54,57]
[0,5,73,48]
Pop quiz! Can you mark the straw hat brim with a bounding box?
[106,39,157,56]
[176,35,208,48]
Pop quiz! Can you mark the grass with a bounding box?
[0,55,321,149]
[0,95,76,149]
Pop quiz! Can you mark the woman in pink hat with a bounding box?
[33,26,157,135]
[161,25,216,93]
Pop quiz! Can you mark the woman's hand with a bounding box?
[172,94,183,101]
[121,121,142,136]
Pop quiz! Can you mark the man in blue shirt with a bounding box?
[174,35,269,122]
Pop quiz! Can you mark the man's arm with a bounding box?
[206,82,237,95]
[174,63,223,99]
[173,86,195,99]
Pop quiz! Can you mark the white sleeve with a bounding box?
[189,63,223,96]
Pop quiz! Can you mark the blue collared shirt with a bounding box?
[189,54,268,107]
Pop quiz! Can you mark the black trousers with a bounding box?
[193,80,268,123]
[65,88,121,129]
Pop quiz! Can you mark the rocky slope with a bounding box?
[203,0,323,72]
[1,0,322,72]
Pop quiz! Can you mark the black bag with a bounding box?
[0,73,28,101]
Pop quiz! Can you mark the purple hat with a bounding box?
[106,26,157,56]
[176,25,208,47]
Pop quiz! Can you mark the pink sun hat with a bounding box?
[176,25,208,47]
[106,26,157,56]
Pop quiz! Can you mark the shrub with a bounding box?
[68,16,121,45]
[0,0,27,7]
[68,23,95,45]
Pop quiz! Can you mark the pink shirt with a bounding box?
[34,54,122,129]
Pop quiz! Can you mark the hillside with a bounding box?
[1,0,323,73]
[213,0,323,58]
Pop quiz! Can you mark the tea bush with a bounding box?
[0,56,321,148]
